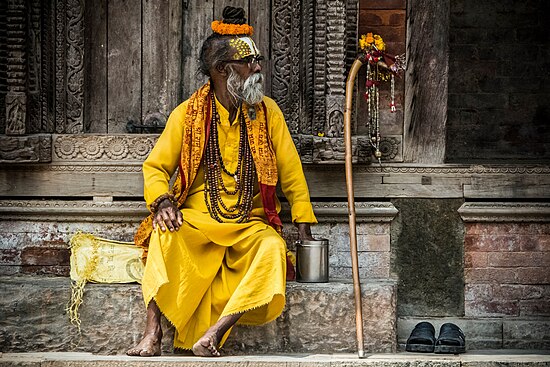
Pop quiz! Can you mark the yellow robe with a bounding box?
[141,95,317,350]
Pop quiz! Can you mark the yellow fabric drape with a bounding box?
[141,96,317,350]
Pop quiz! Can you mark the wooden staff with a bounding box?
[344,58,365,358]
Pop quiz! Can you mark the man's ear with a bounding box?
[215,62,227,75]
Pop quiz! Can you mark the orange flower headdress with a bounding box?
[211,6,254,36]
[211,20,253,36]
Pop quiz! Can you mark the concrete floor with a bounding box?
[1,351,549,367]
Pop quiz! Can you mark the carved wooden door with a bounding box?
[83,0,274,134]
[83,0,360,142]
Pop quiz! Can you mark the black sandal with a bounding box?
[434,323,466,354]
[405,321,436,353]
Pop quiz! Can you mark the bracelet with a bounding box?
[149,193,177,213]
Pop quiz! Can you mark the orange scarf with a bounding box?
[134,82,282,260]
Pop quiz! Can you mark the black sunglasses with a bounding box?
[224,55,264,67]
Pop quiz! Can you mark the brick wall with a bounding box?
[446,0,550,162]
[357,0,406,139]
[464,222,550,317]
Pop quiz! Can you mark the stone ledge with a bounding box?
[1,351,549,367]
[0,201,396,279]
[0,276,397,355]
[458,202,550,222]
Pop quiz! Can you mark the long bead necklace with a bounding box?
[204,93,256,223]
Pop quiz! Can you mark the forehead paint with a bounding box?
[229,37,260,60]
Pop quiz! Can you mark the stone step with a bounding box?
[398,317,550,351]
[2,351,550,367]
[0,275,397,355]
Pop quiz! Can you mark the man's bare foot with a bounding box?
[126,331,162,357]
[192,332,221,357]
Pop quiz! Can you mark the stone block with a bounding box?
[504,320,550,350]
[519,300,550,316]
[465,223,550,237]
[516,267,550,285]
[464,284,494,302]
[465,235,525,252]
[487,252,544,267]
[464,252,488,268]
[339,252,391,278]
[0,276,397,355]
[21,246,70,266]
[465,300,519,317]
[458,93,508,110]
[464,268,518,284]
[357,235,390,252]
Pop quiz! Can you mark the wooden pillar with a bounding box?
[403,0,450,163]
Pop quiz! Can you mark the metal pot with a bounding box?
[295,238,329,283]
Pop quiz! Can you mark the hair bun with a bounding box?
[222,6,246,25]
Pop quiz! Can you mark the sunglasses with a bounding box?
[224,55,264,68]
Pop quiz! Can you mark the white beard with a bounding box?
[227,68,265,106]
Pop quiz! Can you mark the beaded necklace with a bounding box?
[204,93,256,223]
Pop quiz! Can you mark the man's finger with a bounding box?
[177,211,184,226]
[168,209,177,229]
[155,213,167,232]
[161,210,175,232]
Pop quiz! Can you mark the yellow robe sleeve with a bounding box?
[142,101,188,207]
[263,97,318,224]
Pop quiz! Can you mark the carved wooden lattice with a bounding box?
[270,0,369,161]
[271,0,350,137]
[0,0,7,134]
[0,0,85,162]
[5,0,27,136]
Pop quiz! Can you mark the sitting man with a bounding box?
[127,6,317,358]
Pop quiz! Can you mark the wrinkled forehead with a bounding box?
[229,37,260,60]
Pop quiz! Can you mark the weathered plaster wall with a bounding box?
[391,198,465,316]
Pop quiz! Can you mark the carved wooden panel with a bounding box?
[270,0,357,143]
[27,0,41,134]
[52,134,157,162]
[0,0,6,134]
[5,0,27,135]
[55,0,85,134]
[41,1,56,133]
[0,135,51,163]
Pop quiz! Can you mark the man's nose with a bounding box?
[251,62,262,73]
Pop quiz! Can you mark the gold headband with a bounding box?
[229,37,260,60]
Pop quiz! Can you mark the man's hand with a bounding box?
[295,222,315,241]
[153,199,183,232]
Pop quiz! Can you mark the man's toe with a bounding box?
[139,348,153,357]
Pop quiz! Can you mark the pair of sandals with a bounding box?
[406,322,466,354]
